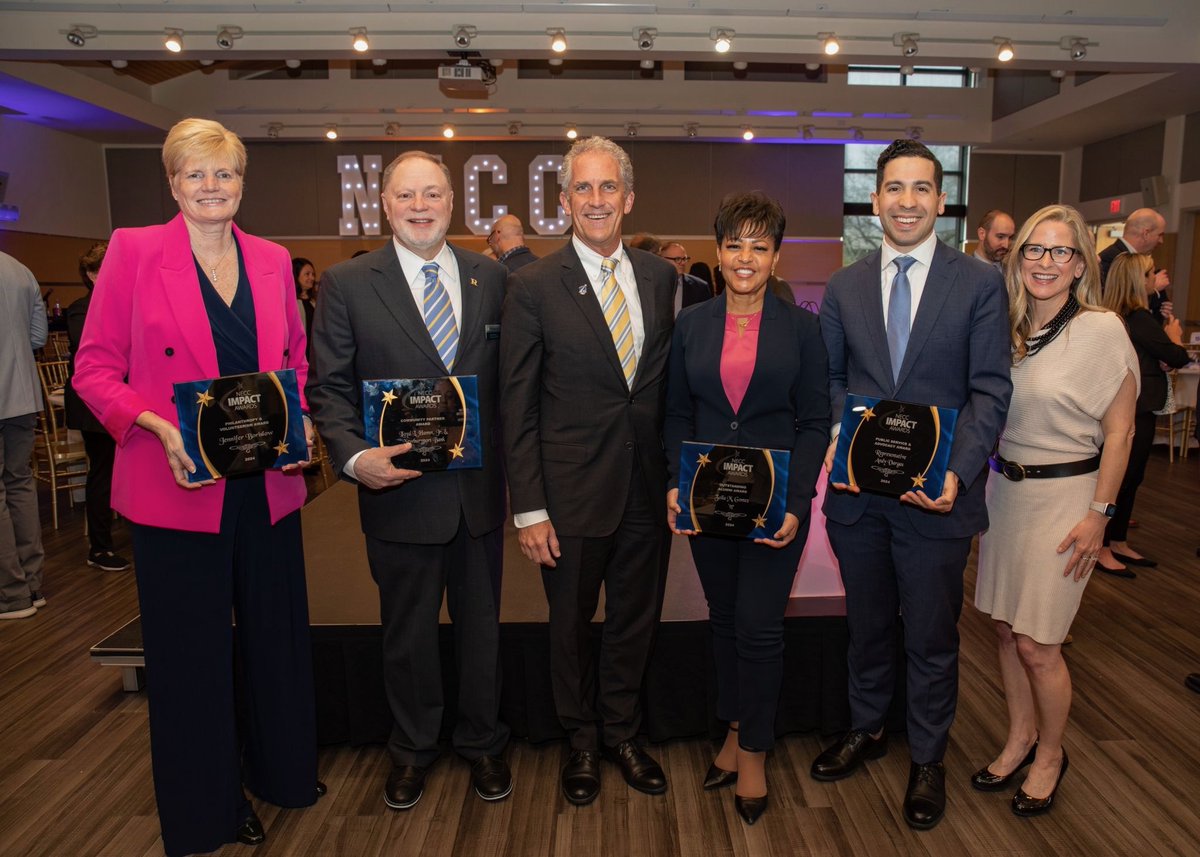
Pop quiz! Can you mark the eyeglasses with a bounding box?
[1019,244,1078,263]
[662,255,691,264]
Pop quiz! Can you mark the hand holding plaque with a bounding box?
[173,369,307,483]
[676,442,790,539]
[829,394,958,498]
[363,376,482,471]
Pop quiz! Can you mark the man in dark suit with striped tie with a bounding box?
[500,136,676,806]
[308,151,512,813]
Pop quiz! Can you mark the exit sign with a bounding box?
[1109,198,1122,214]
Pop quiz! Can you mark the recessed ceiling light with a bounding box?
[163,29,183,53]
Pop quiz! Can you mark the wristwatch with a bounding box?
[1089,501,1117,518]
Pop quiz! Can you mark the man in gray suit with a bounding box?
[0,250,47,620]
[308,151,511,811]
[811,140,1011,829]
[500,136,675,806]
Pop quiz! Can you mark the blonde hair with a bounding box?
[1101,252,1153,317]
[1006,204,1102,361]
[161,118,247,181]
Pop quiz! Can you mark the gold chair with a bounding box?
[32,360,88,529]
[306,427,332,494]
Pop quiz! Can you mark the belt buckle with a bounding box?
[1001,460,1025,482]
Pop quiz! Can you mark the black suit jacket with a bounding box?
[677,273,712,309]
[499,245,538,272]
[65,293,105,433]
[664,291,830,521]
[500,243,676,537]
[307,243,507,544]
[1124,307,1190,412]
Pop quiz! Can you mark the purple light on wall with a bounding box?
[811,111,853,118]
[861,113,912,119]
[746,110,798,117]
[0,204,19,222]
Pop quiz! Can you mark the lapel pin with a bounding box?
[578,284,589,296]
[470,277,478,287]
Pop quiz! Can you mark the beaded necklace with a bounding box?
[1024,293,1079,358]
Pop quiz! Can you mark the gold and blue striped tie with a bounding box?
[421,262,459,370]
[600,257,636,385]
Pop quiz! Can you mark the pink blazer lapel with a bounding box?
[160,213,220,376]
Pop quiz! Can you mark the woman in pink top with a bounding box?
[664,191,830,824]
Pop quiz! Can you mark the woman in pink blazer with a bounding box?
[74,118,322,857]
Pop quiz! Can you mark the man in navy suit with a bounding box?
[811,140,1012,829]
[658,241,712,315]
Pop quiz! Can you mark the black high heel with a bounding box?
[735,794,768,825]
[703,724,739,791]
[970,742,1038,792]
[1012,750,1069,816]
[236,809,265,845]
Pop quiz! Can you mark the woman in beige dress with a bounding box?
[973,204,1137,816]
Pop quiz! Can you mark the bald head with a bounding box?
[1124,208,1166,254]
[487,214,528,256]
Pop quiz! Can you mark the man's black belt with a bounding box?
[988,452,1100,482]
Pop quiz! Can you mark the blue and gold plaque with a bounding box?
[677,441,790,539]
[362,376,482,471]
[174,369,306,483]
[829,394,958,498]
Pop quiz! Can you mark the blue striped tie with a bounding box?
[421,263,458,370]
[887,255,915,383]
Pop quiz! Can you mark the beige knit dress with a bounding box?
[976,310,1138,644]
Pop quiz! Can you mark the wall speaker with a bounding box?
[1140,174,1168,208]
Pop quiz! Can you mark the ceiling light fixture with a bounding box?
[284,59,301,69]
[742,127,755,141]
[548,28,567,53]
[685,123,699,138]
[350,28,369,53]
[819,32,840,56]
[1050,68,1067,79]
[385,122,401,136]
[894,32,919,57]
[163,29,184,53]
[805,62,822,72]
[267,123,282,139]
[325,124,338,140]
[442,124,455,138]
[625,123,639,137]
[711,28,734,54]
[907,126,923,141]
[802,125,815,140]
[216,26,242,50]
[371,57,387,67]
[852,128,865,141]
[1061,36,1089,60]
[635,27,656,51]
[994,37,1014,62]
[110,59,128,69]
[507,121,521,136]
[639,59,655,70]
[732,61,748,71]
[199,59,214,67]
[548,57,563,67]
[900,64,915,75]
[453,25,476,48]
[65,25,97,47]
[565,124,578,140]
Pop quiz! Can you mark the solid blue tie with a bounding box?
[887,256,916,383]
[421,262,459,370]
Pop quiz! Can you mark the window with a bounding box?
[847,66,970,88]
[841,143,968,265]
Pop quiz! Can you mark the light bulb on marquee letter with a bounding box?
[463,155,509,235]
[528,155,567,236]
[337,155,382,236]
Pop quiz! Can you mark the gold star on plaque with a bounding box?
[274,441,290,455]
[861,407,875,421]
[911,473,927,488]
[195,390,214,407]
[381,390,398,404]
[450,443,465,459]
[753,515,768,528]
[696,453,711,466]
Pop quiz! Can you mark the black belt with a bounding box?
[988,452,1100,482]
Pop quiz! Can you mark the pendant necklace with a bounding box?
[195,239,234,284]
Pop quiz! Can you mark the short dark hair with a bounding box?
[713,191,786,250]
[977,208,1010,231]
[78,241,108,288]
[876,139,943,193]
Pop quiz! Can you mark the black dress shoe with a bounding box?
[702,763,738,791]
[316,780,327,798]
[1111,551,1156,567]
[970,742,1038,791]
[604,740,667,795]
[904,762,946,830]
[1012,751,1068,816]
[810,730,888,781]
[562,749,601,805]
[1095,562,1136,579]
[735,794,768,825]
[470,755,513,801]
[384,765,427,810]
[236,810,265,846]
[1186,673,1200,694]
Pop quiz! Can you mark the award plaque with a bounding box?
[829,394,958,498]
[676,441,790,539]
[362,376,482,471]
[174,369,307,483]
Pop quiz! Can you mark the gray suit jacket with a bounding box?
[307,243,507,544]
[820,241,1012,538]
[500,242,676,537]
[0,251,48,420]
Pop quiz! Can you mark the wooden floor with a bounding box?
[2,452,1199,857]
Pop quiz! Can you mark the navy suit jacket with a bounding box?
[677,273,712,309]
[665,291,830,522]
[819,241,1012,539]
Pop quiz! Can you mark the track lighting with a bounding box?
[111,59,128,69]
[216,26,242,50]
[625,123,639,137]
[994,38,1014,62]
[1061,36,1088,60]
[65,25,97,47]
[284,59,301,69]
[163,29,183,53]
[548,57,563,67]
[350,28,369,53]
[507,121,521,136]
[802,125,815,140]
[894,33,919,57]
[565,124,578,140]
[852,128,864,141]
[1050,68,1067,79]
[639,59,655,70]
[442,124,455,139]
[635,28,656,51]
[732,61,748,71]
[453,26,476,48]
[548,29,567,53]
[685,123,699,138]
[711,28,734,54]
[385,122,401,136]
[267,123,282,139]
[907,126,923,141]
[371,58,387,67]
[819,33,840,56]
[742,127,754,141]
[325,125,338,140]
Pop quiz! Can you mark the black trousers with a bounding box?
[131,474,317,857]
[1106,409,1156,543]
[365,518,509,768]
[542,465,668,750]
[690,528,807,751]
[82,429,115,552]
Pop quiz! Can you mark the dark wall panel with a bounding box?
[1079,123,1164,201]
[105,148,173,229]
[1183,110,1200,184]
[967,152,1061,230]
[992,70,1062,121]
